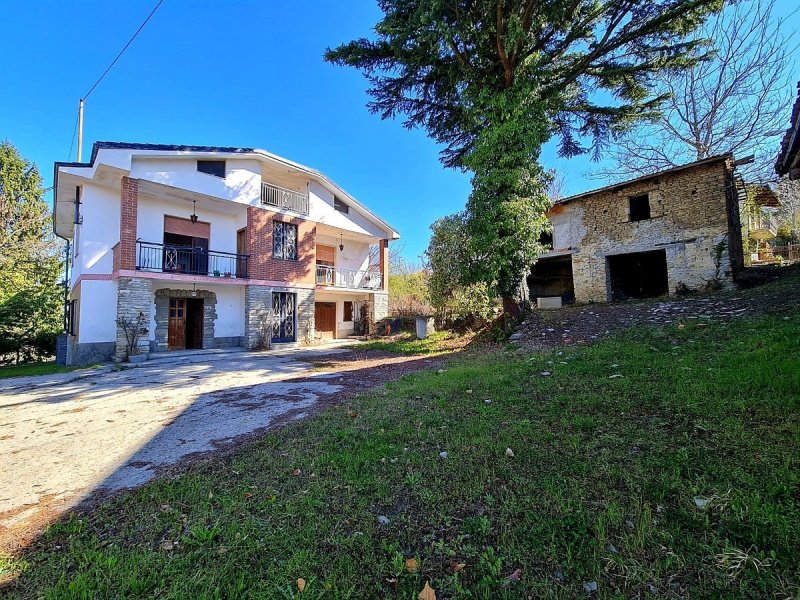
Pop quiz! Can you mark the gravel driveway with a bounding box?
[0,347,359,552]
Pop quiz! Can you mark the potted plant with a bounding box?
[213,269,221,277]
[116,312,149,363]
[223,271,232,278]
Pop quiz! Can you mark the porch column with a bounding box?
[116,177,139,271]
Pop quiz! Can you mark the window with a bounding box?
[273,221,298,260]
[333,196,349,213]
[628,194,651,222]
[68,300,78,336]
[343,301,353,322]
[197,160,226,178]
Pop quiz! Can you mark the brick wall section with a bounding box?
[246,206,316,283]
[549,159,737,303]
[118,177,139,270]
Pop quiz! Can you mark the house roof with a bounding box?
[53,141,400,240]
[752,185,781,208]
[557,154,732,205]
[775,81,800,177]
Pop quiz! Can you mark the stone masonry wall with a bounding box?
[115,277,152,360]
[373,292,389,322]
[245,285,315,349]
[153,288,217,352]
[551,160,735,303]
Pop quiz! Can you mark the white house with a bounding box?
[53,142,399,365]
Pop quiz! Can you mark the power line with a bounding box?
[67,109,79,161]
[82,0,165,101]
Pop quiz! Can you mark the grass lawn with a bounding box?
[4,313,799,598]
[0,362,91,380]
[348,330,470,355]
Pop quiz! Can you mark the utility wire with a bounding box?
[67,109,79,161]
[82,0,165,100]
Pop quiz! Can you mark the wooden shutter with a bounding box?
[316,244,336,266]
[164,216,210,239]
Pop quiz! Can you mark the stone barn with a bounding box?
[529,155,745,304]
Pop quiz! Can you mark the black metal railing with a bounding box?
[136,241,249,278]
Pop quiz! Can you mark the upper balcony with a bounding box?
[261,181,309,215]
[135,240,250,279]
[315,265,383,290]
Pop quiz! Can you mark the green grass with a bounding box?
[0,361,93,380]
[347,330,466,355]
[4,313,799,598]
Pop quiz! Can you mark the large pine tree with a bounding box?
[0,141,63,362]
[326,0,724,309]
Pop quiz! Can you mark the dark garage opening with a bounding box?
[607,250,669,301]
[527,255,575,304]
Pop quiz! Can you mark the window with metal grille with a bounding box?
[333,196,349,213]
[197,160,226,178]
[273,221,298,260]
[628,194,651,221]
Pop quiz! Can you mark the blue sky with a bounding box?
[1,1,798,262]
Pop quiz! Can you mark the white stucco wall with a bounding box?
[78,280,118,343]
[137,193,244,255]
[130,157,262,206]
[308,181,388,238]
[315,292,371,338]
[73,184,120,283]
[316,234,371,272]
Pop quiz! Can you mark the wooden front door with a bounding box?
[315,302,336,339]
[168,298,186,349]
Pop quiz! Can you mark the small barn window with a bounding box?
[628,194,651,222]
[197,160,226,178]
[333,196,349,213]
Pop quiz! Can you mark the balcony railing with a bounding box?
[316,265,383,290]
[136,241,249,278]
[261,181,309,215]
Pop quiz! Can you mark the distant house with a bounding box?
[776,82,800,179]
[741,185,781,264]
[53,142,399,365]
[528,155,745,304]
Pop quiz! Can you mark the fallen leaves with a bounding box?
[418,581,436,600]
[507,568,521,581]
[297,578,306,592]
[405,558,419,573]
[505,448,515,458]
[291,468,302,476]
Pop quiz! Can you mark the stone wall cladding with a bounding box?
[115,277,153,360]
[246,206,317,283]
[73,342,116,366]
[118,177,139,270]
[555,160,736,303]
[245,285,315,349]
[373,292,389,322]
[153,288,218,352]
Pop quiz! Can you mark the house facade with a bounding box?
[529,155,744,304]
[53,142,398,365]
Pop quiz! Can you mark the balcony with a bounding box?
[749,216,778,240]
[136,241,249,278]
[261,181,309,215]
[316,265,383,290]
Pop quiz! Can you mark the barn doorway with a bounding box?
[527,255,575,304]
[607,250,669,301]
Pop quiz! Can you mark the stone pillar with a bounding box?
[296,288,315,344]
[245,284,273,349]
[116,277,152,360]
[373,292,389,322]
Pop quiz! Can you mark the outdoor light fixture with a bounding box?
[190,200,198,224]
[191,283,198,298]
[339,234,345,252]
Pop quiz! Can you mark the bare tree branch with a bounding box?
[592,0,797,183]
